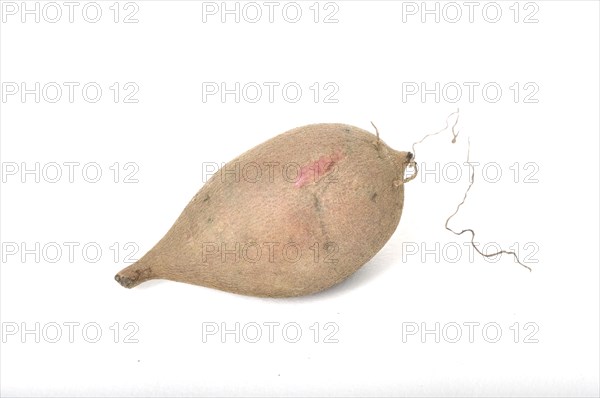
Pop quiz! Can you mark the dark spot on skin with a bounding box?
[344,128,350,132]
[207,217,213,223]
[371,192,378,202]
[203,195,210,202]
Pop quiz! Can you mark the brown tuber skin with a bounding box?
[115,124,413,297]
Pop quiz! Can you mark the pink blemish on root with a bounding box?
[295,150,344,188]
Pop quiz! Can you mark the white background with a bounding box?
[1,1,599,396]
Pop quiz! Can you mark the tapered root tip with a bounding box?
[115,273,136,288]
[114,265,153,289]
